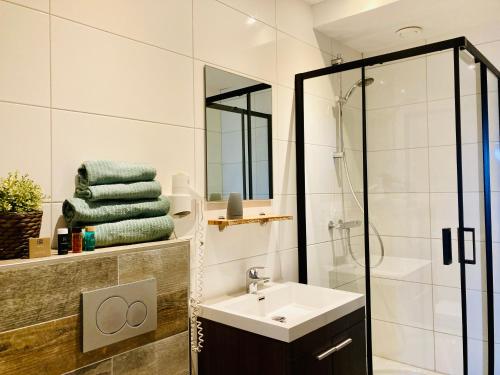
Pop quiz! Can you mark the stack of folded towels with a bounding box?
[62,160,174,248]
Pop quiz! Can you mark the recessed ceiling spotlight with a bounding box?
[396,26,423,39]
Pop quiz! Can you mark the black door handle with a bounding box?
[442,228,452,265]
[460,227,476,264]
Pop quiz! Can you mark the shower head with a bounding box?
[342,77,374,103]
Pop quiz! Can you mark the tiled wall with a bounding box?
[0,240,189,375]
[0,0,358,301]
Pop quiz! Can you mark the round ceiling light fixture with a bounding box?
[396,26,423,39]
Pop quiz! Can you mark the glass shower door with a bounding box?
[452,48,497,375]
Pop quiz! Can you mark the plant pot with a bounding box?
[0,211,43,259]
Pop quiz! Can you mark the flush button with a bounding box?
[127,301,147,327]
[96,296,128,334]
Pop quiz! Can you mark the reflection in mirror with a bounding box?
[205,66,273,201]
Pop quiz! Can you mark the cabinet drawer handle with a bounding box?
[316,338,353,361]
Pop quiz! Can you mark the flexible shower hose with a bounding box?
[342,154,385,268]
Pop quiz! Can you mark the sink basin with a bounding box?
[199,282,364,342]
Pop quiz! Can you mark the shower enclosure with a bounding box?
[295,37,500,374]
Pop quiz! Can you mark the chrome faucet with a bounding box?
[246,267,270,294]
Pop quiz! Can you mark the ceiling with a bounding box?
[311,0,500,53]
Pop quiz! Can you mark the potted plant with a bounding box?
[0,171,44,259]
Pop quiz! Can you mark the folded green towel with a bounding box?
[75,178,162,201]
[78,160,156,186]
[94,215,174,247]
[63,196,170,227]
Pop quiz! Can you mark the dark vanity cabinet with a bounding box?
[198,308,366,375]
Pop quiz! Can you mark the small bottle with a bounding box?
[71,227,83,253]
[84,226,96,251]
[57,228,70,255]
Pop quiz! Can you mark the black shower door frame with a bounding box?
[294,36,500,374]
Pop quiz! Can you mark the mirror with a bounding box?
[205,66,273,201]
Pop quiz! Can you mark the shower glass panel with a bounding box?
[303,68,366,294]
[295,37,500,375]
[364,54,445,373]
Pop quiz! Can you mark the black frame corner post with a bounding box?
[453,47,469,374]
[361,66,373,375]
[295,74,307,284]
[480,62,495,375]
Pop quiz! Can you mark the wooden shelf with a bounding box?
[208,215,293,231]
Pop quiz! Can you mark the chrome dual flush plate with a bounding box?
[82,278,157,352]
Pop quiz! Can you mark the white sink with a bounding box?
[199,282,364,342]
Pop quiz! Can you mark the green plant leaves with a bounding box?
[0,171,43,213]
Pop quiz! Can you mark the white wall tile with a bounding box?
[342,105,362,151]
[379,236,431,260]
[429,193,458,239]
[342,193,364,237]
[276,0,330,53]
[427,51,480,102]
[428,93,498,147]
[51,110,195,202]
[429,145,458,192]
[434,332,490,375]
[371,277,434,330]
[479,40,500,71]
[368,148,429,193]
[51,0,193,56]
[429,192,485,241]
[277,31,332,91]
[218,0,276,27]
[203,220,277,267]
[51,17,194,126]
[369,193,430,238]
[493,143,500,194]
[306,241,339,288]
[8,0,48,12]
[193,0,277,83]
[40,203,51,238]
[306,193,343,245]
[433,285,490,343]
[432,238,491,292]
[434,332,463,375]
[371,252,432,284]
[492,192,500,242]
[430,142,490,196]
[341,149,363,193]
[367,102,428,151]
[275,194,297,251]
[372,319,435,370]
[276,140,296,195]
[0,2,49,106]
[304,93,337,147]
[305,144,342,194]
[0,102,51,196]
[427,52,455,102]
[193,60,207,130]
[276,85,295,142]
[201,250,284,300]
[278,248,299,282]
[366,57,427,110]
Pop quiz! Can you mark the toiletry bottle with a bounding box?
[71,227,83,253]
[84,226,96,251]
[57,228,70,255]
